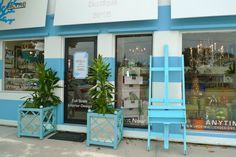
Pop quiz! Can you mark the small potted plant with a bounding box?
[86,55,124,149]
[17,64,62,139]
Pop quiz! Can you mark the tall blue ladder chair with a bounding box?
[147,45,187,155]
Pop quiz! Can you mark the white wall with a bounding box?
[97,34,115,58]
[97,34,115,101]
[47,0,56,15]
[0,41,3,60]
[152,31,182,103]
[172,0,236,19]
[153,31,182,56]
[48,0,169,16]
[159,0,170,6]
[45,36,64,59]
[44,36,64,101]
[0,0,48,30]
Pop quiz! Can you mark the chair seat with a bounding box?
[149,117,186,124]
[148,109,186,118]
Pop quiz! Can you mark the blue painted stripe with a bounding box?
[0,60,3,79]
[104,57,115,82]
[56,103,64,124]
[124,127,236,139]
[0,16,51,40]
[51,18,158,36]
[158,6,171,31]
[45,58,64,80]
[0,99,64,124]
[152,57,182,82]
[0,100,23,120]
[0,31,48,40]
[187,131,236,139]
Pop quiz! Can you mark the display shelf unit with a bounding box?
[5,77,38,90]
[4,46,43,91]
[5,50,15,71]
[117,67,149,121]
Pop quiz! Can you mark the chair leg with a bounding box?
[164,124,169,150]
[147,123,151,151]
[183,124,187,155]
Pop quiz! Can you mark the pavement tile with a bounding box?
[0,126,235,157]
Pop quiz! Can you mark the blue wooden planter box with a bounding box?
[86,109,124,149]
[17,106,56,139]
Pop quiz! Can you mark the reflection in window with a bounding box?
[116,35,152,127]
[65,37,97,123]
[4,40,44,91]
[183,32,236,131]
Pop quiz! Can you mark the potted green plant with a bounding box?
[86,55,123,149]
[17,64,62,139]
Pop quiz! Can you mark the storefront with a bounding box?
[0,0,236,146]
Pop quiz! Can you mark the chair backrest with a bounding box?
[148,45,186,110]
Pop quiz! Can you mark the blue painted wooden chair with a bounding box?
[147,45,187,155]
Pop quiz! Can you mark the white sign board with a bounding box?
[0,0,48,30]
[73,52,89,79]
[171,0,236,19]
[54,0,158,26]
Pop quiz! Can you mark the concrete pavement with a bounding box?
[0,125,235,157]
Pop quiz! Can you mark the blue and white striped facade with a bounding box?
[0,0,236,146]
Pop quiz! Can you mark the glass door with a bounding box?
[64,37,97,124]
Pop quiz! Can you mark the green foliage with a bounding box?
[87,55,115,114]
[22,64,62,108]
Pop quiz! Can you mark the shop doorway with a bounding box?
[64,37,97,124]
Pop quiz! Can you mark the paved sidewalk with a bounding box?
[0,125,235,157]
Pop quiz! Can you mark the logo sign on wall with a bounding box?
[0,0,48,30]
[54,0,158,26]
[0,0,19,24]
[73,52,89,79]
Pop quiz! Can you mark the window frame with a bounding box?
[3,38,45,92]
[182,30,236,132]
[115,33,153,128]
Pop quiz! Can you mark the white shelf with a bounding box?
[123,100,140,109]
[6,78,38,81]
[124,76,143,85]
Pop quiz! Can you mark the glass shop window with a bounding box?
[116,34,152,128]
[183,32,236,132]
[4,40,44,91]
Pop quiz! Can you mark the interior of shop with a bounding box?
[4,40,44,91]
[116,34,152,128]
[183,32,236,131]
